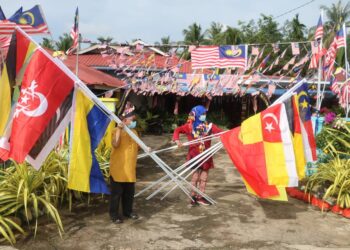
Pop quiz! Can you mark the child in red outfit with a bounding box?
[173,105,223,206]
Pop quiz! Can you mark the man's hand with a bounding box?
[117,123,124,129]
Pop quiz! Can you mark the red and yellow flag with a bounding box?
[221,103,298,201]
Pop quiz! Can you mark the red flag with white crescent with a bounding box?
[0,49,74,162]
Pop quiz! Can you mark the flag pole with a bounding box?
[75,7,79,77]
[343,23,349,118]
[316,11,323,111]
[75,35,79,76]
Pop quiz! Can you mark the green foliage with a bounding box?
[316,119,350,157]
[55,33,73,52]
[183,23,207,45]
[306,157,350,208]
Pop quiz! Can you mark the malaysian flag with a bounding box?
[67,7,79,55]
[291,42,300,55]
[335,26,346,48]
[324,39,338,67]
[258,53,270,72]
[0,5,50,35]
[251,46,259,56]
[311,40,321,55]
[330,75,340,94]
[309,54,318,69]
[314,15,323,41]
[272,43,280,53]
[191,45,247,69]
[0,36,11,49]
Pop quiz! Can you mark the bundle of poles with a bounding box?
[134,79,306,203]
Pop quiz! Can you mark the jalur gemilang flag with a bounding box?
[0,49,74,163]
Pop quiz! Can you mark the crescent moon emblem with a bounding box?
[262,113,279,125]
[297,91,308,99]
[22,12,35,25]
[22,92,48,117]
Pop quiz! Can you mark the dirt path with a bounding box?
[8,135,350,250]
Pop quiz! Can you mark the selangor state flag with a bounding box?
[68,90,110,194]
[0,49,74,162]
[221,103,298,201]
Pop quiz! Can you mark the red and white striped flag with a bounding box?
[324,39,338,67]
[191,45,247,69]
[311,41,321,55]
[283,56,296,71]
[0,36,11,48]
[314,15,323,41]
[291,42,300,55]
[330,76,340,94]
[251,46,259,56]
[309,54,319,69]
[0,5,50,36]
[339,81,350,108]
[67,7,79,55]
[335,27,346,48]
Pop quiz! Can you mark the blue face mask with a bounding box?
[199,115,206,122]
[127,121,137,129]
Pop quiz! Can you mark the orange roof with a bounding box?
[63,56,125,88]
[67,52,196,73]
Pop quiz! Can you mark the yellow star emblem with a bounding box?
[300,99,308,109]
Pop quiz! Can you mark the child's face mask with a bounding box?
[127,121,137,129]
[199,115,206,122]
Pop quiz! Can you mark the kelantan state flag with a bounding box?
[221,103,298,201]
[0,49,74,162]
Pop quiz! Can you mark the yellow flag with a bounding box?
[0,64,11,136]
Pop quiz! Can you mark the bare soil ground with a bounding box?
[5,135,350,250]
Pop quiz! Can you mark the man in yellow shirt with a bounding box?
[109,103,139,224]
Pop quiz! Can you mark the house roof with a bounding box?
[62,56,125,88]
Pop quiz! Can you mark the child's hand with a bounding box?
[117,123,124,129]
[175,140,183,148]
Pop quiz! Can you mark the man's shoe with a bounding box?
[112,217,123,224]
[190,196,199,206]
[124,213,139,220]
[197,197,211,206]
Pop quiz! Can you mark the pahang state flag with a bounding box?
[221,103,299,201]
[0,49,74,163]
[68,89,110,194]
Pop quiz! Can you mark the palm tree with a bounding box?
[182,23,206,45]
[97,36,113,45]
[221,26,243,45]
[207,22,223,45]
[285,14,306,41]
[41,38,55,50]
[55,33,73,52]
[158,36,171,52]
[321,0,350,32]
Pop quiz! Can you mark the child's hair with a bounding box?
[121,101,136,119]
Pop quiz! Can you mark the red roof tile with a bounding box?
[63,56,125,88]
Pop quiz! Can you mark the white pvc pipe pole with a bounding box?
[146,142,222,201]
[161,144,223,201]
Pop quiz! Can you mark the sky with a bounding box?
[0,0,343,44]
